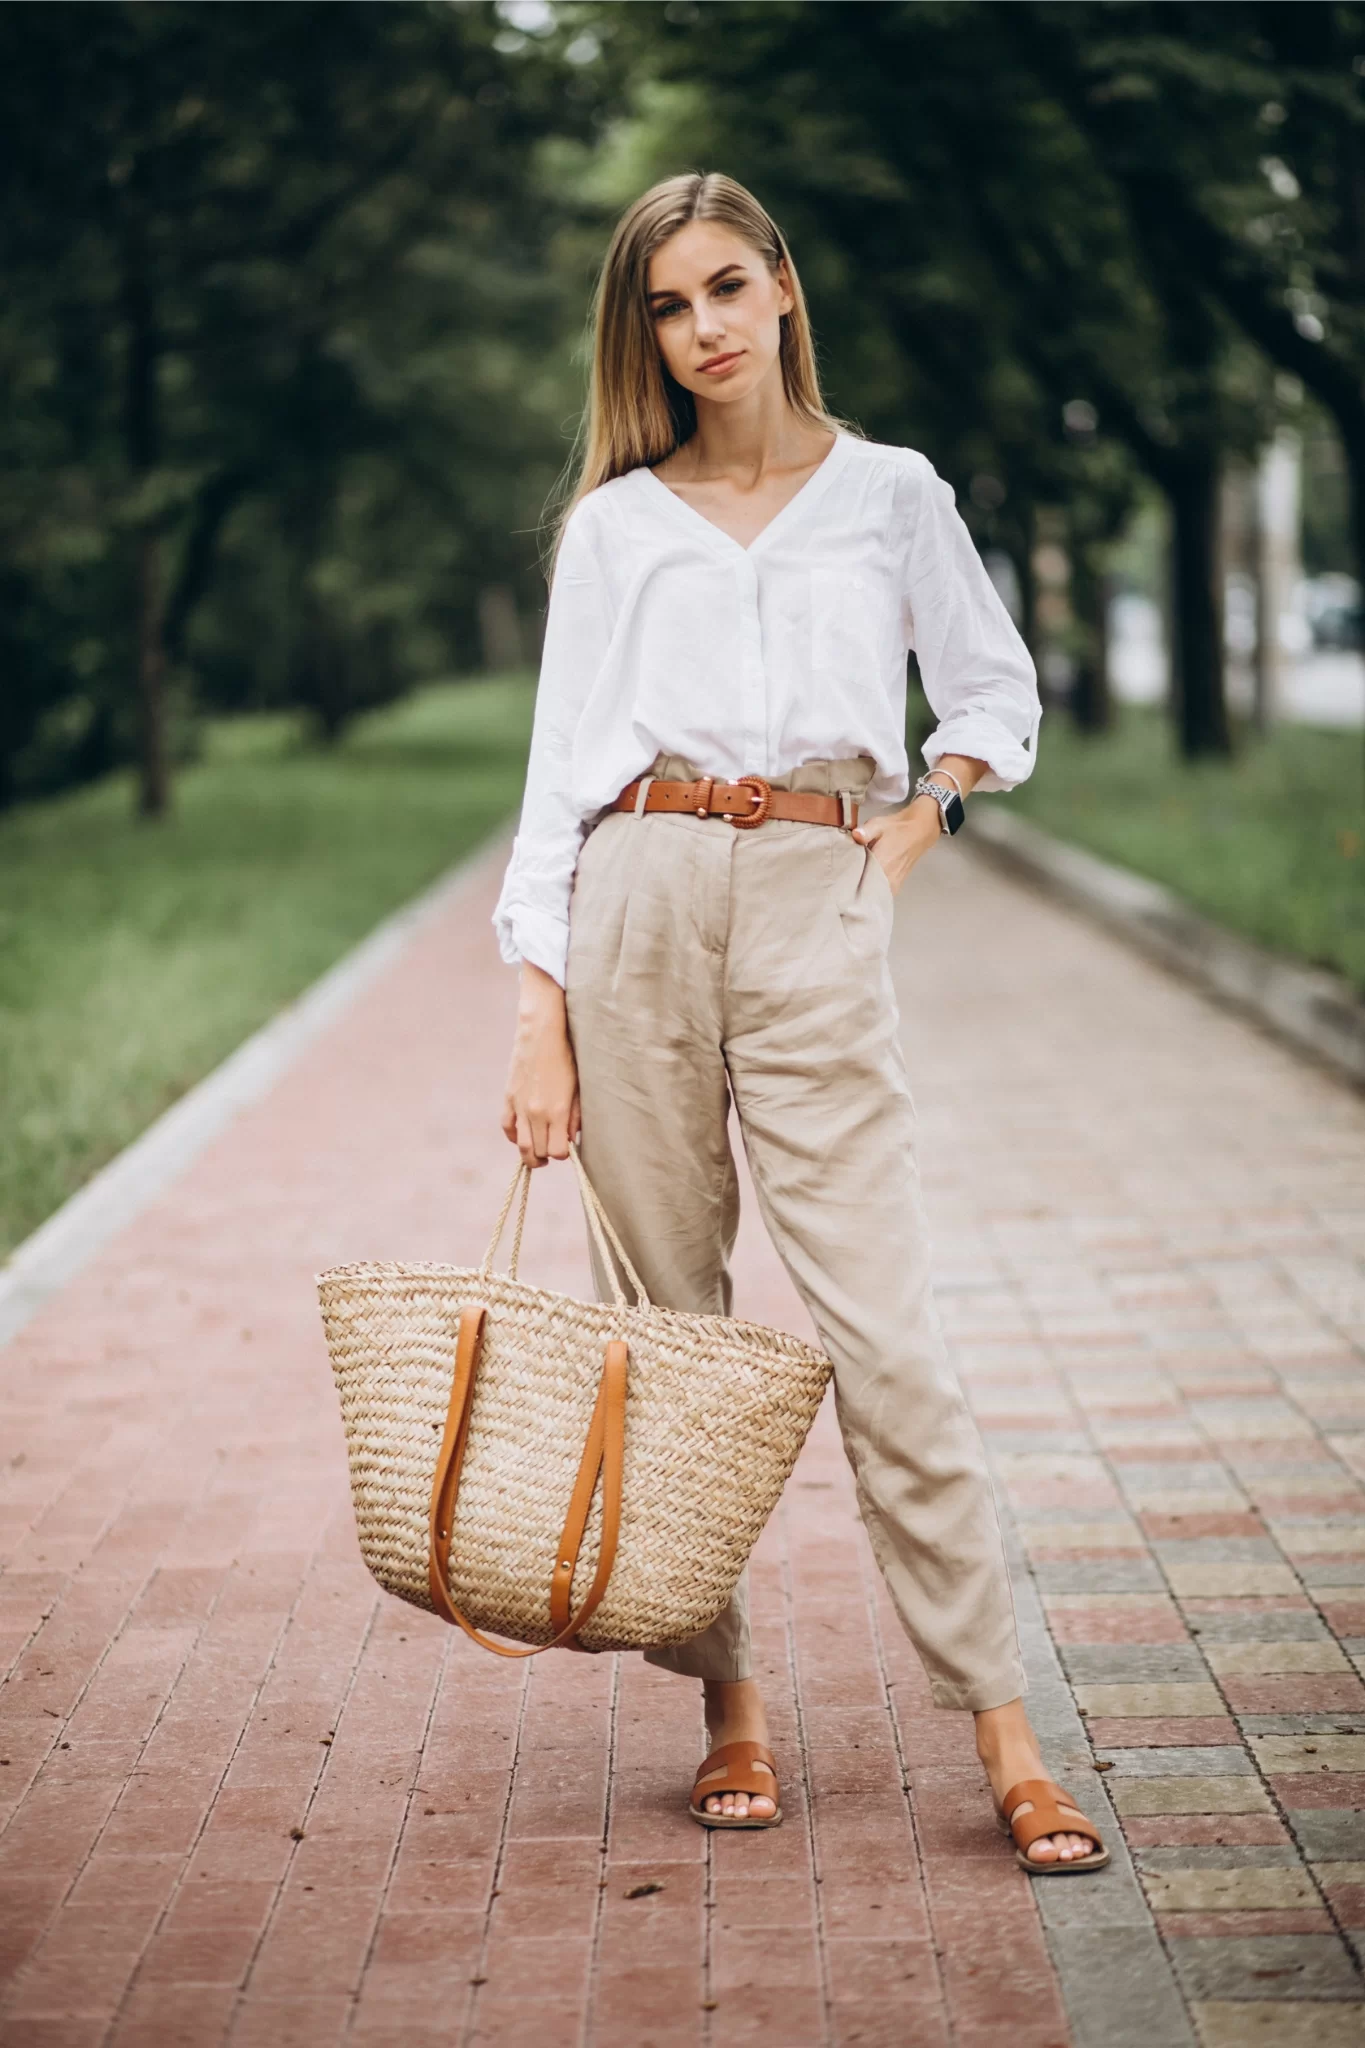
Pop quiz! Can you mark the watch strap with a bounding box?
[914,776,966,836]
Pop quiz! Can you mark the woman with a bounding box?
[495,172,1106,1873]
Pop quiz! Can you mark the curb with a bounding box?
[0,827,513,1352]
[968,803,1365,1090]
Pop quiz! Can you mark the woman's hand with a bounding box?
[853,753,988,893]
[853,798,942,893]
[501,963,581,1166]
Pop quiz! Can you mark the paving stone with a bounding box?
[1288,1812,1365,1862]
[1124,1817,1288,1849]
[1030,1560,1169,1594]
[1086,1717,1241,1748]
[1112,1465,1240,1495]
[1191,2005,1365,2048]
[1074,1684,1226,1719]
[1204,1641,1350,1675]
[1269,1773,1365,1811]
[1060,1646,1212,1684]
[1156,1540,1287,1566]
[1166,1564,1304,1599]
[1167,1933,1363,2002]
[1251,1735,1365,1774]
[1158,1910,1335,1938]
[1043,1596,1191,1645]
[1142,1868,1320,1912]
[1044,1926,1198,2048]
[1226,1679,1365,1716]
[1099,1749,1259,1778]
[1238,1716,1365,1736]
[1109,1779,1272,1817]
[1136,1847,1303,1871]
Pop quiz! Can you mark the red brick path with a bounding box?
[3,833,1364,2047]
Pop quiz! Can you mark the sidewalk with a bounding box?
[2,832,1364,2048]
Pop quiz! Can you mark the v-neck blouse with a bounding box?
[493,432,1041,986]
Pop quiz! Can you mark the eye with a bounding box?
[651,298,687,321]
[714,278,745,298]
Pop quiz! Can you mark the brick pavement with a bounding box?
[2,829,1364,2048]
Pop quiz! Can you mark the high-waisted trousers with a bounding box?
[564,754,1024,1712]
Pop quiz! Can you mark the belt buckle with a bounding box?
[727,775,771,830]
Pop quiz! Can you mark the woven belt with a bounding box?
[613,774,859,831]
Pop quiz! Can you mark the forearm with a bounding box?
[927,753,988,800]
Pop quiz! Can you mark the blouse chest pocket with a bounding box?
[809,566,884,691]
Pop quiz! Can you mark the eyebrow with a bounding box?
[646,262,745,303]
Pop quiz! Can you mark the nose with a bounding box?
[694,299,726,346]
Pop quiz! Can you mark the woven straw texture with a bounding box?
[318,1170,831,1652]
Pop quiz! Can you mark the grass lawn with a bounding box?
[0,676,535,1259]
[996,704,1364,996]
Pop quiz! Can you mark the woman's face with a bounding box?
[646,219,793,407]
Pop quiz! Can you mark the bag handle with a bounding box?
[568,1149,650,1307]
[479,1151,651,1309]
[427,1305,627,1656]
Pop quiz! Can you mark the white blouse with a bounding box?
[493,431,1041,986]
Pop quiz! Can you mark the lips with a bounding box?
[699,352,743,375]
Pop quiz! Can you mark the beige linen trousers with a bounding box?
[565,755,1024,1712]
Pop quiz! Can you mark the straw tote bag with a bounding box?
[318,1151,832,1655]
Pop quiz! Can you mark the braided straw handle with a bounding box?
[479,1151,651,1308]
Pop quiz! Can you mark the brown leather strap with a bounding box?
[690,1740,780,1806]
[427,1305,627,1657]
[1001,1779,1104,1856]
[613,776,858,830]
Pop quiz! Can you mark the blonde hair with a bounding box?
[548,172,845,559]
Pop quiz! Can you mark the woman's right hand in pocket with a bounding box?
[501,963,581,1166]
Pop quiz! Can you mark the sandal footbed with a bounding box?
[689,1804,784,1830]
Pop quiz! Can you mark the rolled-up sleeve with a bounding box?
[492,506,613,986]
[903,454,1042,792]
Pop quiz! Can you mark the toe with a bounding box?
[749,1795,776,1819]
[1026,1834,1060,1863]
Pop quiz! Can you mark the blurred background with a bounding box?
[2,0,1363,1256]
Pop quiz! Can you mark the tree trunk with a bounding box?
[1004,501,1039,662]
[121,205,171,814]
[1337,423,1365,798]
[1168,453,1230,759]
[1069,544,1112,735]
[135,534,169,816]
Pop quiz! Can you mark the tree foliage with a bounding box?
[0,0,605,808]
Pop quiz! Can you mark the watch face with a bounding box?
[945,792,966,835]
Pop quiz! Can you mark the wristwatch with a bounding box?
[913,774,965,836]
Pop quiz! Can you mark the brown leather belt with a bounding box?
[613,774,858,831]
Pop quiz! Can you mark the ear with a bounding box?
[774,258,796,319]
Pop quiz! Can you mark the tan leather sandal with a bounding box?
[997,1778,1109,1873]
[689,1740,783,1830]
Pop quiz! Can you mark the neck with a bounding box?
[687,362,818,479]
